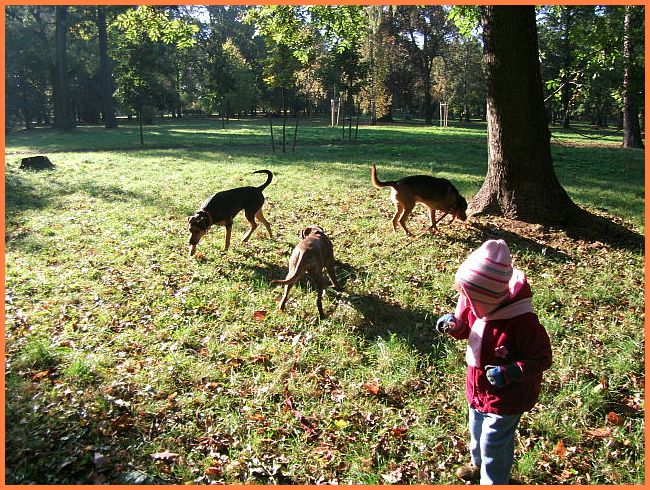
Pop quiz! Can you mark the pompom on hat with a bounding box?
[455,239,514,317]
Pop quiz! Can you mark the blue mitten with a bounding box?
[436,313,456,334]
[485,364,522,387]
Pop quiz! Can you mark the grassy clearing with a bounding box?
[5,118,644,484]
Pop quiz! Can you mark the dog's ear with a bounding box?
[301,226,323,239]
[458,195,468,211]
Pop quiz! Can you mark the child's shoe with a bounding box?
[455,463,480,482]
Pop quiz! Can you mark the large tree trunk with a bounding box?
[53,6,75,131]
[97,7,118,129]
[622,6,644,149]
[470,6,581,224]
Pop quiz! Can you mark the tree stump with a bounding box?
[20,156,55,170]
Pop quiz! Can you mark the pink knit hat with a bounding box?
[455,239,513,316]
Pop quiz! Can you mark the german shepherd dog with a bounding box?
[187,170,273,255]
[371,164,467,235]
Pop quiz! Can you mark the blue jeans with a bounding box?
[469,407,522,485]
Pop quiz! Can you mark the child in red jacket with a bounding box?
[437,239,552,484]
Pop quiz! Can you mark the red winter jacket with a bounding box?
[449,278,552,415]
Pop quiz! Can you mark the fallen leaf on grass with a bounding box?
[391,426,408,439]
[31,370,50,381]
[253,310,268,321]
[553,440,567,459]
[585,427,613,439]
[363,379,382,395]
[591,378,607,394]
[381,468,403,484]
[205,466,223,477]
[111,414,134,433]
[150,451,180,463]
[247,412,266,422]
[334,419,350,429]
[606,411,624,425]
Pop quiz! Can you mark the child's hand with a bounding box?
[485,364,522,387]
[436,313,457,334]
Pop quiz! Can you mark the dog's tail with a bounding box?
[253,170,273,191]
[271,251,305,286]
[271,268,300,286]
[271,277,293,286]
[370,163,396,188]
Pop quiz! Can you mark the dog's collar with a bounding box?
[201,208,214,227]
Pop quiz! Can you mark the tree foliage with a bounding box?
[5,4,644,141]
[110,6,197,122]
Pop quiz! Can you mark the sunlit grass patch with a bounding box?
[5,119,644,484]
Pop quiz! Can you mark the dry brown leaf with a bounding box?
[553,440,567,459]
[31,370,50,381]
[585,427,613,439]
[252,310,268,321]
[205,466,223,477]
[150,450,180,463]
[391,426,408,439]
[363,379,382,395]
[247,412,266,422]
[606,411,624,426]
[111,414,134,433]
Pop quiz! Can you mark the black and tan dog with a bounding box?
[187,170,273,255]
[370,163,467,236]
[272,226,341,318]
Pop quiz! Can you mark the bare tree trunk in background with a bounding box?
[53,6,75,131]
[97,7,117,128]
[623,5,644,149]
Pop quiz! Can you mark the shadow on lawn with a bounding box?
[348,292,443,357]
[241,255,444,356]
[467,209,643,256]
[6,166,177,217]
[463,222,573,263]
[244,256,357,292]
[564,209,645,252]
[5,171,53,214]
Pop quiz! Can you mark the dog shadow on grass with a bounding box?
[235,251,448,359]
[244,255,357,292]
[346,292,447,358]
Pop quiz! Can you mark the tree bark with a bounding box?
[53,6,75,131]
[560,8,573,129]
[97,7,118,129]
[622,6,644,149]
[470,6,581,224]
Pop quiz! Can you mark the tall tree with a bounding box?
[393,6,454,125]
[470,6,581,223]
[53,6,75,130]
[430,36,484,122]
[5,7,52,130]
[359,6,393,124]
[111,6,197,142]
[622,5,644,149]
[97,7,117,128]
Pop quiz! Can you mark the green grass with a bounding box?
[5,118,644,484]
